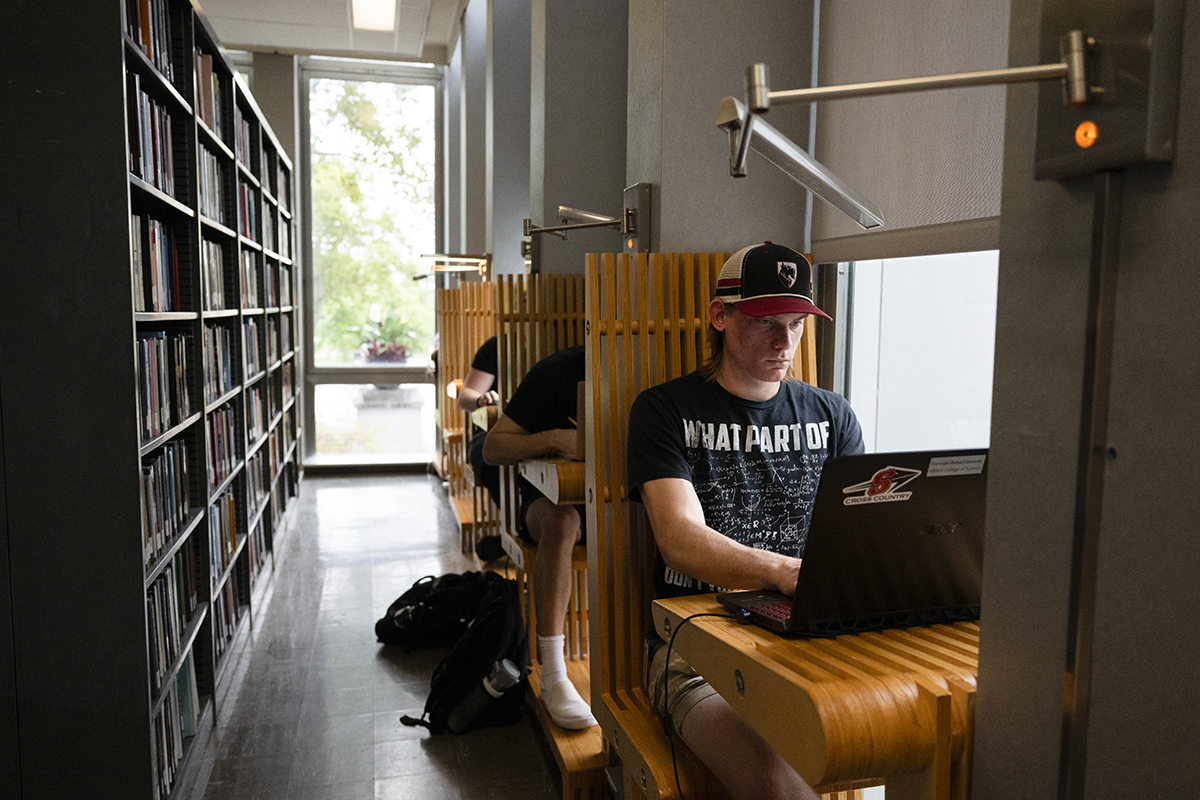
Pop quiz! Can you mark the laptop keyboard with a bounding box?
[752,597,793,621]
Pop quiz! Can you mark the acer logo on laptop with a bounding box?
[919,522,963,536]
[842,466,921,506]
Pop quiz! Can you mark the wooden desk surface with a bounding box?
[469,403,499,430]
[652,594,978,799]
[518,458,585,505]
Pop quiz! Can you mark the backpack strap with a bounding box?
[399,713,432,730]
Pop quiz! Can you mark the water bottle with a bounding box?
[446,658,521,733]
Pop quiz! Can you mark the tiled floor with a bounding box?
[190,473,559,800]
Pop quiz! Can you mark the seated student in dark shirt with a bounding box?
[626,243,864,800]
[482,345,595,730]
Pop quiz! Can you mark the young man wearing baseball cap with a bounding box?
[627,242,865,800]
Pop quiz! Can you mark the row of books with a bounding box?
[266,371,280,423]
[278,217,291,259]
[147,555,196,696]
[201,239,227,311]
[207,404,240,492]
[263,259,278,308]
[262,195,277,252]
[270,477,286,532]
[212,580,243,671]
[127,72,177,197]
[194,49,224,138]
[235,107,253,167]
[247,449,271,516]
[137,330,192,442]
[132,214,181,313]
[203,323,236,404]
[246,384,266,444]
[282,408,295,452]
[238,182,259,240]
[241,250,260,308]
[208,489,238,586]
[142,440,191,568]
[280,265,292,308]
[245,318,263,378]
[267,426,283,484]
[151,653,200,800]
[247,516,268,587]
[281,314,293,356]
[126,0,175,83]
[277,165,291,213]
[266,317,280,364]
[199,146,226,224]
[282,363,294,407]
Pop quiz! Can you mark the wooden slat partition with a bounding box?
[584,252,847,800]
[493,273,588,662]
[491,272,607,800]
[436,280,500,552]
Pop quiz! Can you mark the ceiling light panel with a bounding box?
[352,0,396,31]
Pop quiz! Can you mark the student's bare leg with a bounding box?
[679,692,819,800]
[525,497,580,638]
[525,497,595,728]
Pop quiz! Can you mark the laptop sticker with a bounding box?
[842,466,921,505]
[927,454,987,477]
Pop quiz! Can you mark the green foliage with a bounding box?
[310,79,435,363]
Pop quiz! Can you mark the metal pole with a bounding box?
[523,218,622,236]
[556,206,619,225]
[767,63,1069,105]
[1058,168,1123,800]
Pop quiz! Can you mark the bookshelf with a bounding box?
[0,1,302,798]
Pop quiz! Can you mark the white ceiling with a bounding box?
[198,0,466,64]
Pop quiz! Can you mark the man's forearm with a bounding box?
[641,477,801,595]
[482,428,564,465]
[658,518,799,594]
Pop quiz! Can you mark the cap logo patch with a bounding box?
[776,261,798,289]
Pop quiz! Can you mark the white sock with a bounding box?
[537,634,596,729]
[538,634,568,687]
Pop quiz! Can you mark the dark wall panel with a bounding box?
[974,1,1200,796]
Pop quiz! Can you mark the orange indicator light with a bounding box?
[1075,121,1099,149]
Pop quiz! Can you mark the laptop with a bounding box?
[717,449,988,637]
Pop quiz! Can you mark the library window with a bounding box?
[843,250,999,453]
[300,59,442,465]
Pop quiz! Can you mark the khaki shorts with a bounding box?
[647,639,718,737]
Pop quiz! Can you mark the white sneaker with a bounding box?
[541,680,597,730]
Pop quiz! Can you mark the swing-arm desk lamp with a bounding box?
[720,30,1095,230]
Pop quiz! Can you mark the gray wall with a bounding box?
[626,0,814,254]
[251,52,300,164]
[463,0,489,255]
[973,2,1200,797]
[446,34,464,254]
[530,0,628,274]
[488,0,531,275]
[812,0,1009,261]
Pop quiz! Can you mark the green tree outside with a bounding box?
[310,78,435,365]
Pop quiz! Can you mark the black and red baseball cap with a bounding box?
[715,242,831,320]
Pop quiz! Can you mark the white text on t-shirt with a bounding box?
[682,419,830,453]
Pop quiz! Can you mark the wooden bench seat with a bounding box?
[486,274,599,800]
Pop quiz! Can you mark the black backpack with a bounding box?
[375,571,496,650]
[401,574,529,734]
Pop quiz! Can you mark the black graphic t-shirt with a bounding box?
[471,336,498,376]
[503,345,585,502]
[627,371,864,598]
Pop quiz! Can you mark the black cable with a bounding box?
[661,611,739,800]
